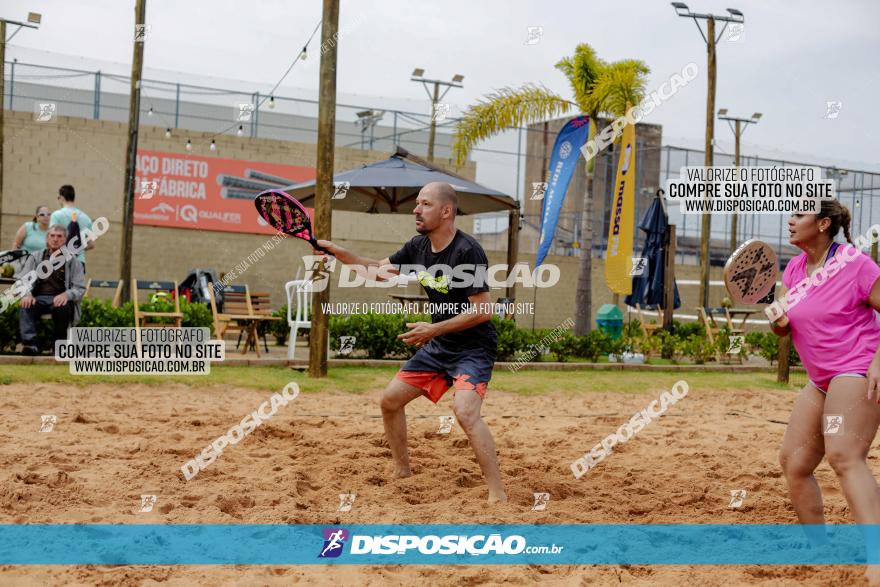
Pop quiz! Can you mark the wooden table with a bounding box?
[235,315,280,358]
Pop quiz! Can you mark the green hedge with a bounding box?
[494,317,540,361]
[0,297,802,367]
[326,315,802,365]
[745,331,800,366]
[327,312,428,359]
[0,297,214,352]
[0,302,53,353]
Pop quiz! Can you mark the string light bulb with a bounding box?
[268,96,275,109]
[300,46,307,61]
[237,125,244,137]
[210,139,217,151]
[147,107,153,117]
[164,128,171,138]
[185,139,192,152]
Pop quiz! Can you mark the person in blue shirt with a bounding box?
[12,205,50,253]
[49,185,94,271]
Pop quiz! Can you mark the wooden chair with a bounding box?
[697,307,743,364]
[132,279,182,328]
[84,278,123,307]
[722,308,746,336]
[247,290,280,352]
[634,303,663,336]
[222,284,253,343]
[696,307,719,343]
[722,308,746,364]
[207,284,260,357]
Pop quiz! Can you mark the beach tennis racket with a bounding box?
[723,239,778,305]
[253,189,333,255]
[0,249,28,265]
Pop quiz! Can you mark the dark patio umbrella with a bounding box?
[624,196,680,310]
[282,146,517,215]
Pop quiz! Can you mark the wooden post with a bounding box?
[777,333,791,383]
[309,0,339,378]
[698,16,716,310]
[663,224,676,330]
[119,0,147,303]
[506,207,519,303]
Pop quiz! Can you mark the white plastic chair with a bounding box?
[285,280,330,360]
[286,280,311,360]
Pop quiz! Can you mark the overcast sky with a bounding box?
[6,0,880,188]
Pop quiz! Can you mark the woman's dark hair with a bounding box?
[32,205,49,228]
[818,200,852,244]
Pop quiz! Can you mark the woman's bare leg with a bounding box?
[823,377,880,520]
[822,376,880,583]
[779,384,827,528]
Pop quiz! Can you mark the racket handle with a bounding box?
[310,242,335,257]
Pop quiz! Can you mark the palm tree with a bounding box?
[453,44,649,335]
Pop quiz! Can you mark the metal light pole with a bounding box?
[354,109,384,150]
[0,11,41,242]
[410,69,463,161]
[718,109,761,252]
[671,3,744,309]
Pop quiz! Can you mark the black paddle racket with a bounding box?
[253,189,333,255]
[0,249,28,265]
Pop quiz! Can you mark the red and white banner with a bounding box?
[134,150,314,234]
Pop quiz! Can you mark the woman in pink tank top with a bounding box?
[771,200,880,582]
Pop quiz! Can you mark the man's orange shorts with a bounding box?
[394,340,495,403]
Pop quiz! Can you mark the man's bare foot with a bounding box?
[488,491,507,504]
[393,468,412,479]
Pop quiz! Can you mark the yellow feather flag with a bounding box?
[604,116,636,294]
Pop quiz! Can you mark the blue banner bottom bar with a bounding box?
[2,524,880,565]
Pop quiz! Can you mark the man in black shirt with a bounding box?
[317,182,506,503]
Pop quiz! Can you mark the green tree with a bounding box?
[453,44,649,335]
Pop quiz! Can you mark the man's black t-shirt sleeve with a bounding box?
[388,238,415,266]
[458,245,490,297]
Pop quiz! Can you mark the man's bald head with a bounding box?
[421,182,458,216]
[413,182,459,234]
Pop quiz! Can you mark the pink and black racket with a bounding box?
[253,189,332,255]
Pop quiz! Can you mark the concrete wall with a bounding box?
[0,110,470,308]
